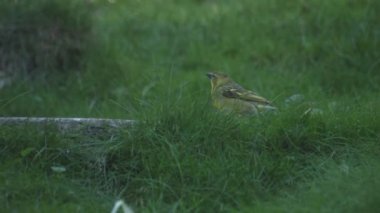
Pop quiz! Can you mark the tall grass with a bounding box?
[1,0,379,212]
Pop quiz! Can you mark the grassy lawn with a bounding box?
[1,0,380,212]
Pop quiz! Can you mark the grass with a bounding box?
[1,0,380,212]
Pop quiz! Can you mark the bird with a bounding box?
[206,72,277,115]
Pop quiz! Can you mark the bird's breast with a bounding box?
[212,96,258,115]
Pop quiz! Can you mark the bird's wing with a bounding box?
[222,88,272,105]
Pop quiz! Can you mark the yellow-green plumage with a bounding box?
[207,72,276,115]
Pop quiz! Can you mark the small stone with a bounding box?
[285,94,305,106]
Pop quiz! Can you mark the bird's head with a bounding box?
[206,72,231,91]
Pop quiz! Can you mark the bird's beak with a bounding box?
[206,72,216,79]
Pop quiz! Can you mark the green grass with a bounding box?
[1,0,380,212]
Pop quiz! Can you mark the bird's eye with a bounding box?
[206,73,216,79]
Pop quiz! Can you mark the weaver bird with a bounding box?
[206,72,277,115]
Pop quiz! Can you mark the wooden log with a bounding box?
[0,117,137,134]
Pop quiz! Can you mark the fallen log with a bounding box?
[0,117,137,134]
